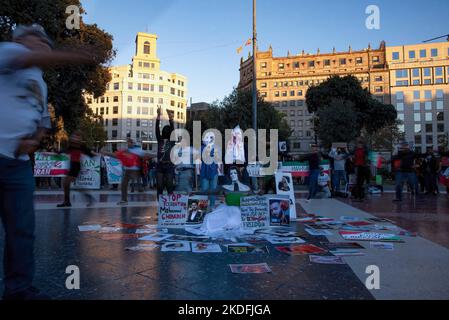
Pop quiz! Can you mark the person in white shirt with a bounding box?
[317,167,332,198]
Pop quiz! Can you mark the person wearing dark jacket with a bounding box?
[301,144,322,201]
[352,140,370,201]
[392,142,424,201]
[156,107,175,199]
[422,150,439,195]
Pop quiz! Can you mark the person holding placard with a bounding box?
[155,107,175,199]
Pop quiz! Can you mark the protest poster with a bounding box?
[305,228,333,236]
[186,195,209,225]
[73,155,101,190]
[275,172,297,221]
[225,125,245,164]
[276,244,326,256]
[158,193,189,228]
[229,263,272,274]
[240,195,270,230]
[339,231,403,242]
[370,242,394,250]
[191,242,222,253]
[267,195,291,226]
[264,236,305,245]
[161,241,191,252]
[103,156,123,184]
[309,255,346,265]
[227,245,269,253]
[321,242,365,250]
[34,152,70,177]
[139,233,173,242]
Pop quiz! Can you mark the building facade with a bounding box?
[86,32,188,151]
[239,42,390,154]
[187,102,210,122]
[386,42,449,153]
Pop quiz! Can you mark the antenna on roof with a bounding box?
[423,34,449,43]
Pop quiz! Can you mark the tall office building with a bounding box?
[386,42,449,152]
[238,42,390,154]
[86,32,188,151]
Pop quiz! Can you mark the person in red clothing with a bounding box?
[57,131,96,208]
[113,138,146,205]
[351,140,370,201]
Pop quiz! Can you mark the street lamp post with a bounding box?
[251,0,258,190]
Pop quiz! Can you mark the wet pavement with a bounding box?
[0,198,373,300]
[340,192,449,250]
[1,190,448,300]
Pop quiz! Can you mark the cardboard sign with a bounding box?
[73,155,101,190]
[240,195,270,230]
[157,193,189,228]
[34,152,70,177]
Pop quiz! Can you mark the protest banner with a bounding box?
[339,231,403,242]
[104,156,123,184]
[275,172,297,221]
[240,195,270,230]
[158,193,189,228]
[280,160,330,177]
[73,155,101,190]
[33,152,70,177]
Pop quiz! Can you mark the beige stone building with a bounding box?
[239,42,390,154]
[86,32,188,152]
[386,42,449,152]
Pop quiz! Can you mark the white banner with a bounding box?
[73,155,101,190]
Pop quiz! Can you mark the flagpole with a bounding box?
[251,0,258,190]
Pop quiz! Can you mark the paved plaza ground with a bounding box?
[1,189,449,300]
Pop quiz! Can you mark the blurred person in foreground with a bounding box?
[0,24,94,300]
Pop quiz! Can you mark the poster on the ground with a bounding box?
[229,263,272,274]
[275,172,297,221]
[339,231,403,242]
[240,195,270,230]
[73,155,101,190]
[158,193,189,228]
[33,152,70,177]
[186,195,209,226]
[268,195,291,226]
[104,156,123,184]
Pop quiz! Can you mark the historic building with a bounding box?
[238,42,390,154]
[386,42,449,153]
[86,32,188,151]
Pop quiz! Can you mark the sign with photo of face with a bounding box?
[275,172,297,220]
[268,195,291,226]
[186,195,209,225]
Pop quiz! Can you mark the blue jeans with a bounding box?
[332,170,347,192]
[395,172,419,200]
[0,158,35,296]
[175,169,193,193]
[200,175,218,208]
[308,169,320,199]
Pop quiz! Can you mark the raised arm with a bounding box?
[155,106,162,141]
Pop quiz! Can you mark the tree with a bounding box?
[0,0,115,134]
[364,120,405,151]
[314,99,359,148]
[187,88,291,142]
[78,111,108,151]
[306,75,397,146]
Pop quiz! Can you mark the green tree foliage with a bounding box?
[0,0,115,134]
[78,110,107,151]
[306,75,397,147]
[364,119,405,151]
[193,88,291,141]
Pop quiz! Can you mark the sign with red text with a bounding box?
[157,193,189,228]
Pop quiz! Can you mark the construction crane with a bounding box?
[423,34,449,43]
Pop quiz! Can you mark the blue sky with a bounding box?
[83,0,449,104]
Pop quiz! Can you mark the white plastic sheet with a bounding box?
[185,205,254,240]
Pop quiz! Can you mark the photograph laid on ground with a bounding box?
[1,0,449,315]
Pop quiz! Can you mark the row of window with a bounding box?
[392,48,447,61]
[262,56,381,72]
[397,111,445,123]
[289,120,312,128]
[414,134,447,146]
[273,100,311,109]
[394,67,449,86]
[396,101,445,112]
[395,89,445,101]
[412,123,445,134]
